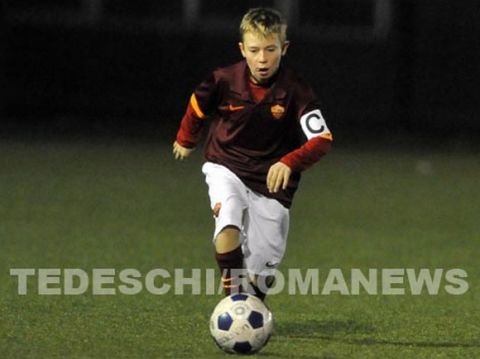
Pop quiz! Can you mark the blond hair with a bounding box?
[239,8,287,43]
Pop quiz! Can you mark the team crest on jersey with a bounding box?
[270,104,285,120]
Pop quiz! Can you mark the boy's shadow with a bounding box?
[263,319,480,357]
[276,318,375,338]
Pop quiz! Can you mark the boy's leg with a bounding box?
[247,274,276,301]
[202,162,248,296]
[242,192,289,301]
[215,226,275,299]
[215,226,240,254]
[215,226,244,295]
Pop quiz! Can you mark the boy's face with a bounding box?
[239,32,289,84]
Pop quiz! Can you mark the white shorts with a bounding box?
[202,162,289,276]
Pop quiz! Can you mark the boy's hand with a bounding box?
[173,141,195,160]
[267,162,292,193]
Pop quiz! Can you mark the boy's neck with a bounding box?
[248,68,280,88]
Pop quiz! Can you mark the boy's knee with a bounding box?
[215,225,241,253]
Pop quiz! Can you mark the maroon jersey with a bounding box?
[176,60,332,208]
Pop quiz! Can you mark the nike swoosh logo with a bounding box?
[228,104,245,111]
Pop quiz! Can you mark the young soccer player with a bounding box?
[173,8,332,300]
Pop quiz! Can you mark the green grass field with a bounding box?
[0,139,479,358]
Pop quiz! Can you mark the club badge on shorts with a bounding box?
[213,202,222,217]
[270,104,285,120]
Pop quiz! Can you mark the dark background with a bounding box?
[2,0,480,144]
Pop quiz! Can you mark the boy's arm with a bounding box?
[280,107,332,172]
[279,135,332,172]
[174,73,218,160]
[267,107,332,192]
[267,136,332,193]
[173,140,195,160]
[176,94,208,149]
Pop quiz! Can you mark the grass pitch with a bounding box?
[0,139,479,358]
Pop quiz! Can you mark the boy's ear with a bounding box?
[238,42,246,58]
[282,41,290,56]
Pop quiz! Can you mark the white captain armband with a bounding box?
[300,109,331,140]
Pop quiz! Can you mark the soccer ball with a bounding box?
[209,293,273,354]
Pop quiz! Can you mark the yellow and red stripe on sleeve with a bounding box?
[175,94,208,148]
[189,93,206,119]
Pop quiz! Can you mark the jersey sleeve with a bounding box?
[280,93,333,172]
[176,73,219,148]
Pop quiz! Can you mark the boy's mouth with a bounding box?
[258,68,269,76]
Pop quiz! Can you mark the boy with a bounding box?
[173,8,332,300]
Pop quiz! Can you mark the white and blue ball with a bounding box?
[209,293,273,354]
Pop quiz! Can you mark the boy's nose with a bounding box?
[258,51,267,63]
